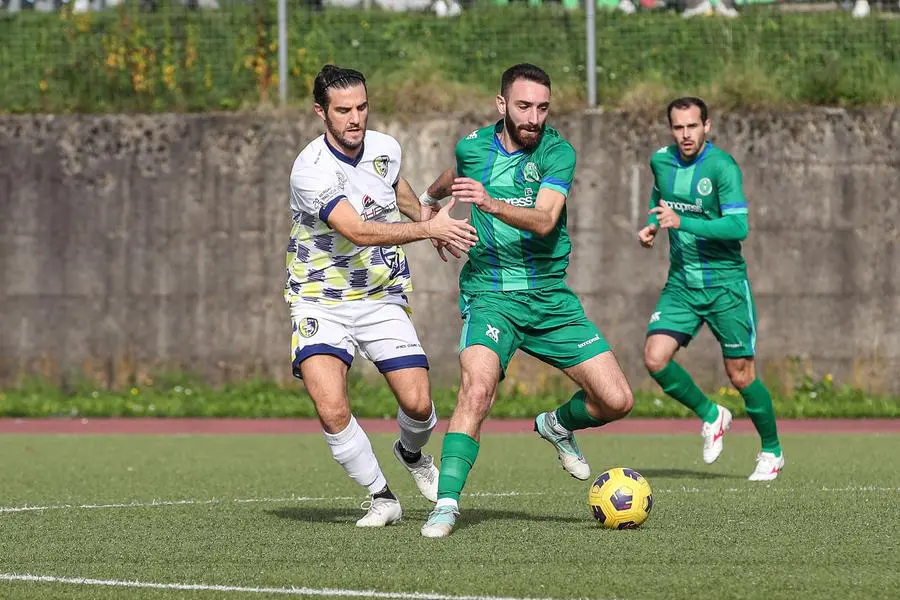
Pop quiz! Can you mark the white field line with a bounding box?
[0,573,584,600]
[0,491,544,515]
[1,486,896,516]
[654,486,900,493]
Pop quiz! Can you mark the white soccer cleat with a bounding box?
[534,411,591,481]
[748,452,785,481]
[355,497,402,528]
[393,440,439,503]
[421,504,459,538]
[714,1,740,18]
[701,405,733,464]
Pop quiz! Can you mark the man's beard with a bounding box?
[505,114,544,150]
[326,117,365,151]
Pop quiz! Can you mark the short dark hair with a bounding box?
[313,65,366,111]
[500,63,551,98]
[667,97,708,125]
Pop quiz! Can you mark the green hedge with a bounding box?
[1,5,897,114]
[1,371,897,418]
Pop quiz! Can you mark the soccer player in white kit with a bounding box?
[286,65,478,527]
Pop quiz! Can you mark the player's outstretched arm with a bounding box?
[394,176,422,222]
[327,198,477,251]
[679,214,748,240]
[451,177,564,237]
[650,201,748,241]
[423,168,457,204]
[418,167,465,262]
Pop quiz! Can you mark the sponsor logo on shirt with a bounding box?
[665,199,704,214]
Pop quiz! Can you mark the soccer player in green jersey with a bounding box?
[415,64,635,538]
[638,97,784,481]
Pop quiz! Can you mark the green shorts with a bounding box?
[647,278,758,358]
[458,282,611,375]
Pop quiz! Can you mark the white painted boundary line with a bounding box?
[656,486,900,493]
[0,491,544,515]
[0,573,575,600]
[1,486,896,516]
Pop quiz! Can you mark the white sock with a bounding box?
[323,416,387,494]
[397,404,437,454]
[436,498,458,510]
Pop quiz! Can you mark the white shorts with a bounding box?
[290,300,428,379]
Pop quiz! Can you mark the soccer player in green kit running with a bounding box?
[415,64,635,538]
[639,97,784,481]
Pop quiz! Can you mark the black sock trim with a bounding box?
[373,485,396,501]
[397,441,422,464]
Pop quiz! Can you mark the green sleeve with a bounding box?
[539,142,575,198]
[679,214,748,241]
[454,137,468,178]
[648,185,661,227]
[647,158,661,226]
[717,159,748,216]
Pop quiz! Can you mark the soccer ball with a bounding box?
[588,467,653,530]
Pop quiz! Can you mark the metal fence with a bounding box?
[1,0,897,112]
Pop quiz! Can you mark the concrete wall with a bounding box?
[1,109,898,394]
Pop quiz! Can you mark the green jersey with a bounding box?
[455,121,576,293]
[648,142,748,289]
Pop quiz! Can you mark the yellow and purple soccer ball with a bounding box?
[588,467,653,530]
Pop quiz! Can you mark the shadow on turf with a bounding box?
[267,507,583,529]
[635,468,744,480]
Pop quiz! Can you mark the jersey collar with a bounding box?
[324,133,365,167]
[676,141,712,167]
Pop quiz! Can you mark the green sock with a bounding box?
[651,361,719,423]
[554,390,606,431]
[741,378,782,455]
[436,432,480,502]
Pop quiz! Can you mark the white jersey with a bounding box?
[285,130,412,306]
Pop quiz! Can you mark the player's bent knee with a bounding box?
[316,404,353,433]
[587,386,633,422]
[728,370,754,391]
[458,382,494,417]
[607,387,634,420]
[643,352,667,374]
[399,395,434,421]
[725,359,756,390]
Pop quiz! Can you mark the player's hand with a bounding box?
[420,199,463,262]
[638,224,658,248]
[649,201,681,230]
[419,202,440,224]
[424,197,478,253]
[435,240,464,262]
[419,202,453,260]
[451,177,497,214]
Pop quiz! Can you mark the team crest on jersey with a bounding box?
[297,317,319,338]
[522,162,541,183]
[373,155,390,178]
[697,178,713,196]
[379,246,407,278]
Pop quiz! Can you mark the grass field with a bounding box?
[1,430,898,599]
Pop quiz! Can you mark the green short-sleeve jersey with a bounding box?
[648,142,748,288]
[455,121,576,293]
